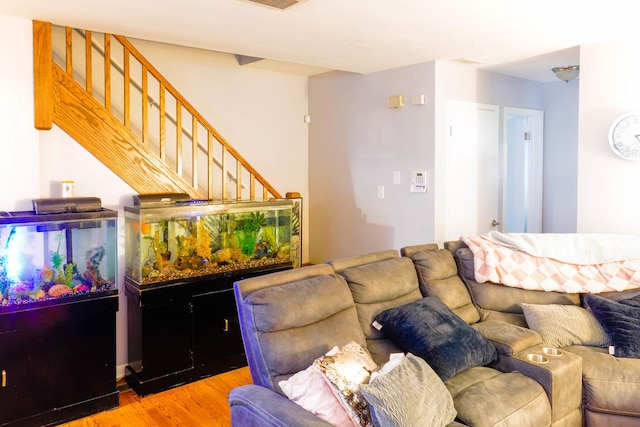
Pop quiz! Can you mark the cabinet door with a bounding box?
[139,298,194,379]
[53,298,117,408]
[0,326,55,425]
[192,287,245,372]
[0,297,118,425]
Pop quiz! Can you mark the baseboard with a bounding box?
[117,364,127,382]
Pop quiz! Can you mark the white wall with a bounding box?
[577,37,640,235]
[309,64,437,262]
[542,80,579,232]
[0,16,40,210]
[1,16,310,379]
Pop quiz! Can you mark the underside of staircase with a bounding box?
[32,20,282,202]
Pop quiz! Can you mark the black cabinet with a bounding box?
[192,287,245,372]
[0,294,119,427]
[125,265,290,396]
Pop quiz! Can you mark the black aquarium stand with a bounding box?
[0,292,119,427]
[124,263,291,396]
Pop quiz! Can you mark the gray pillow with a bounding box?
[360,353,457,427]
[521,303,610,348]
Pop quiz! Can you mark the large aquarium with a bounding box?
[124,198,297,286]
[0,206,118,310]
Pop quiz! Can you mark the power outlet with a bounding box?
[377,185,385,199]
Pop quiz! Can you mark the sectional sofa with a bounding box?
[229,240,640,426]
[444,239,640,426]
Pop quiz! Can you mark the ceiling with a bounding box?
[2,0,640,82]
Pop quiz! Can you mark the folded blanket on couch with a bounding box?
[461,233,640,293]
[482,231,640,264]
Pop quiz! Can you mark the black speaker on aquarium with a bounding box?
[32,196,103,214]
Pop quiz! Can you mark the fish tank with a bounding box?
[124,197,297,286]
[0,203,118,311]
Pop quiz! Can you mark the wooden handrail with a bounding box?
[43,22,282,201]
[112,35,280,199]
[74,29,255,196]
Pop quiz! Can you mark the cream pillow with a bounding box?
[360,353,457,427]
[521,303,610,348]
[279,363,356,426]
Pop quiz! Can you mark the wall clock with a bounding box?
[609,112,640,160]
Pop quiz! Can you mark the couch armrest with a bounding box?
[509,346,583,426]
[473,320,543,356]
[229,385,333,427]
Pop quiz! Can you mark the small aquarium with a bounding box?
[125,197,296,286]
[0,201,118,310]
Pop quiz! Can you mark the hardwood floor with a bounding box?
[59,367,252,427]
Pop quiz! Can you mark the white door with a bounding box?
[445,100,500,241]
[503,108,544,233]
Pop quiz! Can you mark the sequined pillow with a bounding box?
[313,341,377,427]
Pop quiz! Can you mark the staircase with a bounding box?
[32,21,282,201]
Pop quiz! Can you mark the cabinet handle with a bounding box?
[223,319,229,332]
[2,370,6,387]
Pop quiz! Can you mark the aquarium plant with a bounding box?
[238,212,266,256]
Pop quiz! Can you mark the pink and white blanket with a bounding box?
[460,232,640,293]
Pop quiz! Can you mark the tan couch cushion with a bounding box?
[235,265,367,393]
[334,256,422,341]
[446,367,552,427]
[331,254,422,363]
[410,248,480,324]
[472,320,543,356]
[564,345,640,418]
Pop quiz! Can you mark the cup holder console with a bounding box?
[527,353,549,364]
[542,347,564,357]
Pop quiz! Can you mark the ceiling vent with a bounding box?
[247,0,304,9]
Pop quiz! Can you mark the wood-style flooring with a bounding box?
[59,367,252,427]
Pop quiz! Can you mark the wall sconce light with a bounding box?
[551,65,580,83]
[387,95,405,109]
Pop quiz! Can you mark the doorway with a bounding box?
[503,107,544,233]
[444,100,500,241]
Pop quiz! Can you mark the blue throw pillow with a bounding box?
[584,293,640,358]
[374,297,497,381]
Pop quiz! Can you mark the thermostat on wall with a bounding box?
[410,171,427,193]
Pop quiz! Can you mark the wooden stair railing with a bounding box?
[33,20,282,201]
